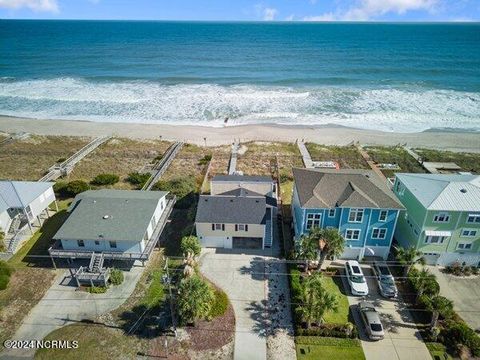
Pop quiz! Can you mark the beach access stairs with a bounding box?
[228,139,240,175]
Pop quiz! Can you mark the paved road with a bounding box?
[1,264,144,359]
[339,263,431,360]
[200,247,295,360]
[429,266,480,331]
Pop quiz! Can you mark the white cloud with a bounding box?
[285,14,295,21]
[254,3,278,21]
[303,0,439,21]
[0,0,59,12]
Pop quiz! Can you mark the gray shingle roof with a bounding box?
[195,195,267,224]
[0,181,54,213]
[218,188,278,207]
[293,168,403,209]
[212,175,273,183]
[54,190,168,242]
[396,173,480,211]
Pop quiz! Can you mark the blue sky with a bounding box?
[0,0,478,21]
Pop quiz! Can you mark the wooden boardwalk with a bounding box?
[142,141,183,191]
[228,139,240,174]
[356,145,390,183]
[297,140,314,168]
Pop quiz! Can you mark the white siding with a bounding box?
[0,210,11,233]
[27,186,56,221]
[60,238,143,253]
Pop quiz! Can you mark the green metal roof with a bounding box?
[54,190,168,242]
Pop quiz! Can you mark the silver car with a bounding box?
[358,301,384,340]
[373,262,398,298]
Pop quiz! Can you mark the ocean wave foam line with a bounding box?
[0,77,479,132]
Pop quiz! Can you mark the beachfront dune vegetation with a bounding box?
[153,176,197,209]
[91,173,119,186]
[54,180,90,198]
[126,171,151,189]
[0,260,13,290]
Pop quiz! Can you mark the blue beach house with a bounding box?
[292,168,404,260]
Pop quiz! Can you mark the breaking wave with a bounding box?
[0,77,479,132]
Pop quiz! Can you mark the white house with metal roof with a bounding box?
[393,173,480,266]
[49,189,173,263]
[0,181,56,253]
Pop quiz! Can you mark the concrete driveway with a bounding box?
[338,262,431,360]
[1,264,144,359]
[200,247,295,360]
[429,266,480,331]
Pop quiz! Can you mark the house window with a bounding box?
[212,223,225,231]
[425,236,447,244]
[306,213,321,230]
[160,201,164,210]
[461,229,477,237]
[457,242,473,250]
[433,213,450,223]
[328,209,336,218]
[467,214,480,224]
[345,229,361,241]
[25,205,33,219]
[77,240,85,247]
[348,209,364,223]
[396,181,405,195]
[109,241,117,248]
[379,210,388,222]
[236,224,249,232]
[94,240,100,245]
[372,228,387,239]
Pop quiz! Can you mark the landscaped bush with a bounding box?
[109,268,124,286]
[444,262,478,277]
[91,173,119,186]
[53,181,68,197]
[208,288,229,318]
[198,154,212,166]
[296,323,358,339]
[0,260,13,290]
[177,275,215,326]
[153,176,197,209]
[88,286,108,294]
[57,180,91,197]
[180,235,201,257]
[126,172,151,189]
[440,320,480,357]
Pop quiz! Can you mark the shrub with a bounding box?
[91,173,119,186]
[88,286,108,294]
[65,180,90,197]
[441,320,480,357]
[126,172,152,189]
[53,181,68,197]
[109,268,124,286]
[153,177,197,209]
[208,288,229,318]
[57,157,66,163]
[198,154,212,166]
[296,323,358,339]
[181,235,201,257]
[0,275,9,291]
[177,275,215,325]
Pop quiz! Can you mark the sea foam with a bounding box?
[0,77,478,132]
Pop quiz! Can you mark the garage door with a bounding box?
[422,253,440,265]
[340,247,362,260]
[232,237,263,249]
[201,236,226,248]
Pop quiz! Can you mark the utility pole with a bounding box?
[163,256,177,338]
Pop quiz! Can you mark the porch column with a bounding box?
[45,208,51,219]
[37,215,43,226]
[25,209,34,235]
[50,253,57,269]
[54,200,59,212]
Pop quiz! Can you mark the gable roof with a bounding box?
[196,194,267,224]
[0,181,54,213]
[218,188,278,207]
[396,173,480,211]
[54,190,168,242]
[212,175,273,183]
[293,168,403,210]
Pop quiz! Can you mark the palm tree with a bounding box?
[424,295,454,328]
[295,272,338,328]
[395,246,425,277]
[295,232,320,272]
[177,275,214,326]
[411,268,440,303]
[180,235,201,258]
[316,228,345,269]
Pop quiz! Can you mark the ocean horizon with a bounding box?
[1,20,479,132]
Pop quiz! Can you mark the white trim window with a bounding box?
[77,240,85,247]
[395,181,405,196]
[457,242,473,250]
[433,212,450,223]
[461,229,477,238]
[306,213,321,230]
[328,209,336,218]
[372,228,387,239]
[345,229,361,241]
[467,214,480,224]
[379,210,388,222]
[235,224,249,232]
[348,208,364,223]
[425,235,447,244]
[109,241,117,248]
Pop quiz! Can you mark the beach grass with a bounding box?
[67,138,171,189]
[364,146,426,178]
[305,143,370,169]
[414,148,480,173]
[0,135,91,181]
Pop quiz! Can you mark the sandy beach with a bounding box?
[0,115,479,152]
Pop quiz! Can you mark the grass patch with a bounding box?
[415,148,480,173]
[426,342,453,360]
[208,288,229,318]
[364,146,426,178]
[295,336,365,360]
[305,144,369,169]
[280,180,294,205]
[322,276,350,324]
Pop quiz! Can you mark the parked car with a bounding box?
[345,260,369,296]
[372,261,398,298]
[358,301,385,340]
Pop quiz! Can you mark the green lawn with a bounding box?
[280,180,294,205]
[322,276,350,324]
[426,342,453,360]
[296,337,365,360]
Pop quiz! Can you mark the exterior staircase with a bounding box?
[264,207,273,248]
[88,253,105,273]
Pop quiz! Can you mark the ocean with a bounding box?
[1,20,479,132]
